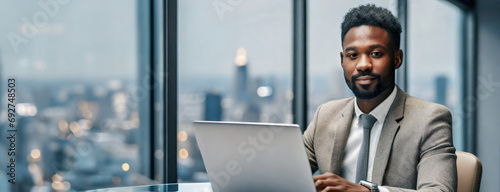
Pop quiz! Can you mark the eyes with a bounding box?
[346,51,383,59]
[371,52,382,57]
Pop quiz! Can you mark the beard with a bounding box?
[345,72,393,100]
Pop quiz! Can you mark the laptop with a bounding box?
[193,121,316,192]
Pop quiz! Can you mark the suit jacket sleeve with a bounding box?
[384,105,457,192]
[303,104,322,173]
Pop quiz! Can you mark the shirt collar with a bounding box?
[354,86,398,125]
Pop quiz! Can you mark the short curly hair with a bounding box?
[341,4,402,50]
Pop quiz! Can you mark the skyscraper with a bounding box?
[234,48,248,102]
[204,92,222,121]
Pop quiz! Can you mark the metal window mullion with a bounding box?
[293,0,308,132]
[463,9,477,154]
[152,0,166,183]
[137,0,153,180]
[397,0,408,92]
[165,0,178,184]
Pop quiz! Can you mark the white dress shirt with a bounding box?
[340,87,397,192]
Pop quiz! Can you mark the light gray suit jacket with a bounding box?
[303,87,457,191]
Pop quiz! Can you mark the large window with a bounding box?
[407,0,464,150]
[0,1,471,191]
[307,0,397,122]
[0,1,150,191]
[178,0,293,182]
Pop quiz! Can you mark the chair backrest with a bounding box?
[456,151,482,192]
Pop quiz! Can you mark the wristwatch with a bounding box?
[359,180,379,192]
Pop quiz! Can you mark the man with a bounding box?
[303,4,457,192]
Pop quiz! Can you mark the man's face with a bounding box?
[341,25,402,100]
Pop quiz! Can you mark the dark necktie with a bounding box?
[355,114,377,183]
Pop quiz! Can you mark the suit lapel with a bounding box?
[330,98,355,174]
[371,87,406,184]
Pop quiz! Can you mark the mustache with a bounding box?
[351,72,381,81]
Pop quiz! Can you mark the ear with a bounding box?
[340,52,344,66]
[394,49,403,69]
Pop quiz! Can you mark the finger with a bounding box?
[313,174,326,181]
[315,179,324,188]
[317,179,340,186]
[315,180,326,191]
[321,186,337,192]
[314,176,325,182]
[327,185,355,192]
[315,179,336,190]
[315,180,340,192]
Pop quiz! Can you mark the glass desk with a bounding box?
[85,183,213,192]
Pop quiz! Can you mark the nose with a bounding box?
[355,54,372,72]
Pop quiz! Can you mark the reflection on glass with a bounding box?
[178,0,293,182]
[0,0,149,191]
[407,0,464,150]
[307,0,397,122]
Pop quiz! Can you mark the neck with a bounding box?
[356,85,395,114]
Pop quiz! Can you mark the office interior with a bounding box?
[0,0,499,191]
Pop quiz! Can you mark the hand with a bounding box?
[313,172,370,192]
